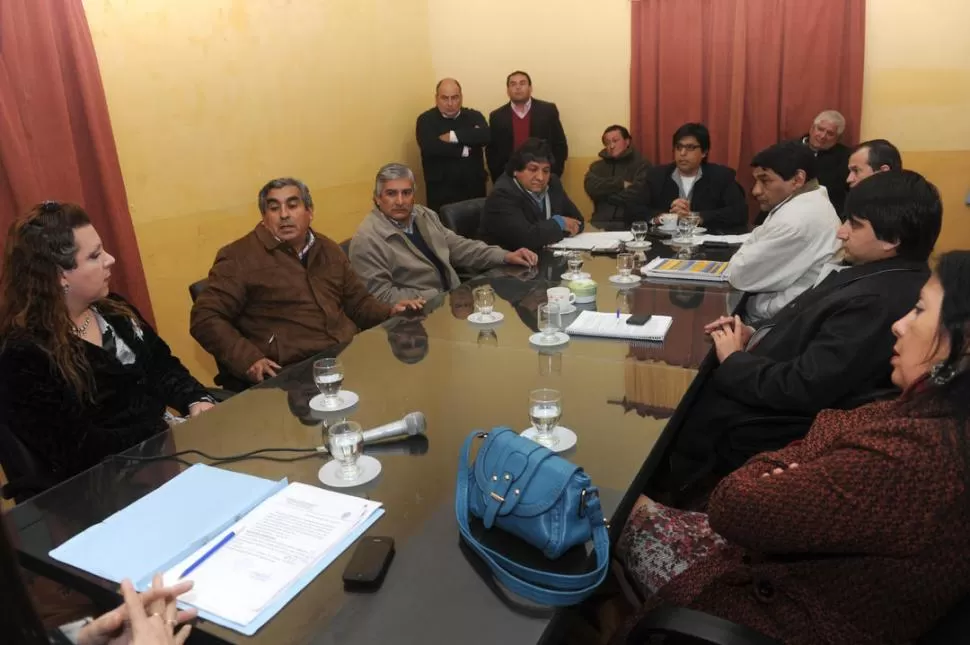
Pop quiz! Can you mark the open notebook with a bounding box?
[642,257,730,282]
[49,464,384,635]
[565,310,673,341]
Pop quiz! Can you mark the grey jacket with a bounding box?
[349,205,508,303]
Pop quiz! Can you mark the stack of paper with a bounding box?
[565,310,673,342]
[642,257,730,282]
[696,233,751,245]
[49,464,384,635]
[549,231,632,251]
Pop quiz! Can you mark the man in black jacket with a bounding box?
[660,170,943,503]
[479,138,584,252]
[486,71,568,183]
[625,123,748,232]
[415,78,490,213]
[794,109,852,215]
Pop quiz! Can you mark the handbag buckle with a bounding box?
[579,488,596,518]
[476,432,489,439]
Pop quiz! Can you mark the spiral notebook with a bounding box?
[642,257,730,282]
[565,310,673,341]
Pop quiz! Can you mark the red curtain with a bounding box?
[0,0,153,323]
[630,0,865,219]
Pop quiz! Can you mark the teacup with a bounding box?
[547,286,576,309]
[659,213,678,229]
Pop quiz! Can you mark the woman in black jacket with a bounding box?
[0,201,214,496]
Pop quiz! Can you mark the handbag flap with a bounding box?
[473,428,581,519]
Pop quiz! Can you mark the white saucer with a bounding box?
[318,455,382,488]
[551,303,577,315]
[625,240,652,250]
[468,311,505,324]
[657,225,678,233]
[521,426,578,452]
[694,227,707,235]
[529,331,570,347]
[609,274,642,285]
[665,237,702,247]
[309,390,360,412]
[560,271,591,281]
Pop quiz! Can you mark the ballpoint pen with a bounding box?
[179,530,237,579]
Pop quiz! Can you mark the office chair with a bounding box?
[439,198,486,240]
[187,279,250,393]
[0,423,53,503]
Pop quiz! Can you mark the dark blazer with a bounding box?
[479,173,584,252]
[415,107,490,211]
[626,162,748,232]
[795,135,851,216]
[668,257,929,486]
[624,396,970,645]
[0,295,209,491]
[486,98,568,182]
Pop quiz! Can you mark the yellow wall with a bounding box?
[82,0,435,381]
[80,0,969,385]
[861,0,970,252]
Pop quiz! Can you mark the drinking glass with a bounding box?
[565,251,584,278]
[686,213,701,239]
[327,420,364,481]
[529,388,562,448]
[473,285,495,320]
[631,221,648,243]
[314,358,344,408]
[616,253,634,279]
[538,303,562,342]
[477,329,498,347]
[538,349,562,376]
[676,217,693,242]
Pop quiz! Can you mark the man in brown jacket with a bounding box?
[190,178,423,384]
[349,163,536,303]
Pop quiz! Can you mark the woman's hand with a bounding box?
[761,463,799,478]
[187,401,215,417]
[78,575,197,645]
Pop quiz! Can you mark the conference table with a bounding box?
[8,240,740,645]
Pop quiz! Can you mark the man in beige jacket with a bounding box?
[350,163,537,303]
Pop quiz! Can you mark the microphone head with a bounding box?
[403,411,426,436]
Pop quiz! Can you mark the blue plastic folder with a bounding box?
[49,464,384,635]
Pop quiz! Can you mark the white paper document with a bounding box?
[565,310,673,341]
[163,483,382,626]
[696,233,751,245]
[549,231,632,251]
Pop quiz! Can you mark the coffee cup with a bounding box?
[547,286,576,309]
[659,213,678,229]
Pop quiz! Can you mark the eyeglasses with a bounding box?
[674,144,702,152]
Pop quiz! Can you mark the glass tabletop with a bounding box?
[8,249,740,645]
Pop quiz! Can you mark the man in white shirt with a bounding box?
[728,141,841,322]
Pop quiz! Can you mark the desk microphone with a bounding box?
[316,412,426,453]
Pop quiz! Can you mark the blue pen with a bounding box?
[179,531,236,580]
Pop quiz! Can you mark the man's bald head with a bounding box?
[435,78,463,118]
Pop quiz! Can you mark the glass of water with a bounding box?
[565,251,584,278]
[617,253,634,280]
[537,303,562,342]
[631,221,648,243]
[314,358,344,408]
[473,285,495,320]
[529,388,562,448]
[686,213,701,239]
[327,420,364,481]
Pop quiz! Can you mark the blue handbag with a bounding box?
[455,427,610,606]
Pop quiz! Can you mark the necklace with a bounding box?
[73,312,93,337]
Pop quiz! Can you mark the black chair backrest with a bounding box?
[917,592,970,644]
[439,198,486,240]
[0,423,50,503]
[188,278,209,303]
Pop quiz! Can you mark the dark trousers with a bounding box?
[427,179,486,214]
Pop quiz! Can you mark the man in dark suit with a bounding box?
[415,78,490,213]
[659,170,942,505]
[625,122,748,232]
[486,71,568,183]
[480,137,584,252]
[794,109,852,215]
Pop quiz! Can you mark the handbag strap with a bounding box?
[455,432,610,606]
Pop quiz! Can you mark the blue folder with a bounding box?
[49,463,384,636]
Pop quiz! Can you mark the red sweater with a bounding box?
[622,397,970,645]
[512,110,531,153]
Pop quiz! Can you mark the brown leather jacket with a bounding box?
[190,225,390,378]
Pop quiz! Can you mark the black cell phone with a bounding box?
[342,536,395,591]
[626,314,653,326]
